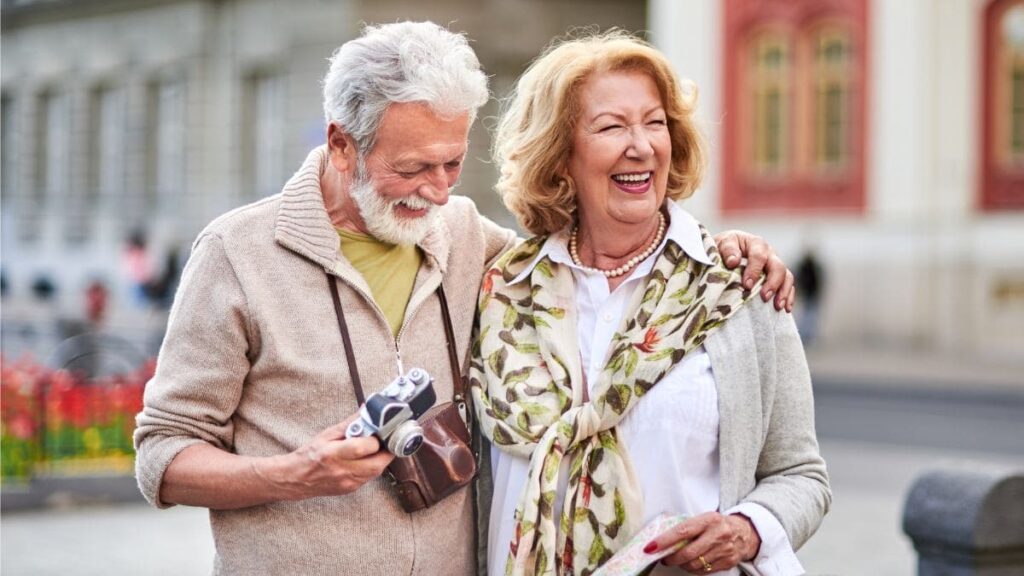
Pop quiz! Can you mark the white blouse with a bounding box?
[488,202,803,576]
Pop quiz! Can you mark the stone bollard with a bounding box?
[902,469,1024,576]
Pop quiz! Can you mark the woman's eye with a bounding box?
[648,119,667,127]
[598,125,622,133]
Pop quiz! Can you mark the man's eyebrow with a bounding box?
[394,153,466,169]
[394,161,429,170]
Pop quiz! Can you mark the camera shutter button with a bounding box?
[408,369,427,385]
[346,421,364,437]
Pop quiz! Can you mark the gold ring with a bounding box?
[699,555,712,573]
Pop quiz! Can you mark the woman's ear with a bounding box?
[554,162,569,184]
[326,122,358,174]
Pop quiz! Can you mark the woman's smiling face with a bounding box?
[565,69,672,233]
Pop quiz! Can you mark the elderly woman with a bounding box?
[471,32,830,576]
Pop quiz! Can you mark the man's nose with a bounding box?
[417,166,451,205]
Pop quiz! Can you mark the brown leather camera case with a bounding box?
[387,401,477,511]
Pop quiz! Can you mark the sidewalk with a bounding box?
[797,438,1022,576]
[805,344,1024,394]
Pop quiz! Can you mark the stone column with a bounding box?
[902,469,1024,576]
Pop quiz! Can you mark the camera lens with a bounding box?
[388,421,425,457]
[400,435,424,456]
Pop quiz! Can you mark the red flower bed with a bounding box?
[1,355,154,481]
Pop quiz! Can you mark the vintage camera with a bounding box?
[345,368,437,457]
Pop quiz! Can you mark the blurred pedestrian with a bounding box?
[121,230,154,307]
[133,21,795,576]
[795,248,824,345]
[142,247,181,309]
[30,274,57,301]
[84,279,109,327]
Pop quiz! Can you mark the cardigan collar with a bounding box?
[274,145,452,275]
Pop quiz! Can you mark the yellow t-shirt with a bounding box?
[337,228,422,337]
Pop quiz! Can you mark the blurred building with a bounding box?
[2,0,1022,366]
[652,0,1024,360]
[0,0,644,359]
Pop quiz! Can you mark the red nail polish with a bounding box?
[643,542,657,554]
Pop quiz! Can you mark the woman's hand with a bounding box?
[713,230,795,312]
[643,512,761,574]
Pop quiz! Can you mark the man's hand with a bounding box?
[263,414,396,501]
[159,413,394,509]
[714,230,795,312]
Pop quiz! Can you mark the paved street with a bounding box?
[812,381,1024,455]
[798,438,1021,575]
[1,500,215,575]
[5,438,1019,576]
[798,364,1024,575]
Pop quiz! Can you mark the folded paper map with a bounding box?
[591,513,690,576]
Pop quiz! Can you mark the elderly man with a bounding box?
[134,21,795,575]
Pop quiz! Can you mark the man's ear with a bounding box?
[326,122,358,174]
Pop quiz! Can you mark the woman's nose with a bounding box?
[626,127,654,159]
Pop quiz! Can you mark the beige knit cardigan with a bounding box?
[134,146,517,575]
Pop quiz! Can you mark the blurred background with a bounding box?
[1,0,1022,574]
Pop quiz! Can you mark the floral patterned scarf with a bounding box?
[470,223,761,576]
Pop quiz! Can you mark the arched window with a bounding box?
[983,0,1024,209]
[723,0,867,213]
[749,32,791,175]
[811,28,851,171]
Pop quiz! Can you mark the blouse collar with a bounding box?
[508,200,713,286]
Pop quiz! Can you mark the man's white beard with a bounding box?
[349,167,439,246]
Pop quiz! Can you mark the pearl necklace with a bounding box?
[569,212,666,278]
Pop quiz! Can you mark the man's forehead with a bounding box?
[371,102,471,162]
[377,101,471,130]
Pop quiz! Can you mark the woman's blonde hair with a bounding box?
[493,30,706,235]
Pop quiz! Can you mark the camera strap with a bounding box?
[326,273,464,411]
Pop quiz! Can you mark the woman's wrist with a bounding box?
[726,512,762,561]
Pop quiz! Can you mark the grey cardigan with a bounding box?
[706,297,831,551]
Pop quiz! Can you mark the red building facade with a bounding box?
[982,0,1024,210]
[722,0,869,214]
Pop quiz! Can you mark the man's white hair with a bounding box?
[322,21,489,155]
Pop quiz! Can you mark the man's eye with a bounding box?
[445,161,462,170]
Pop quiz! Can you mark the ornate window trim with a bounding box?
[722,0,868,214]
[982,0,1024,210]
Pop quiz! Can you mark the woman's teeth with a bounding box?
[612,172,651,184]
